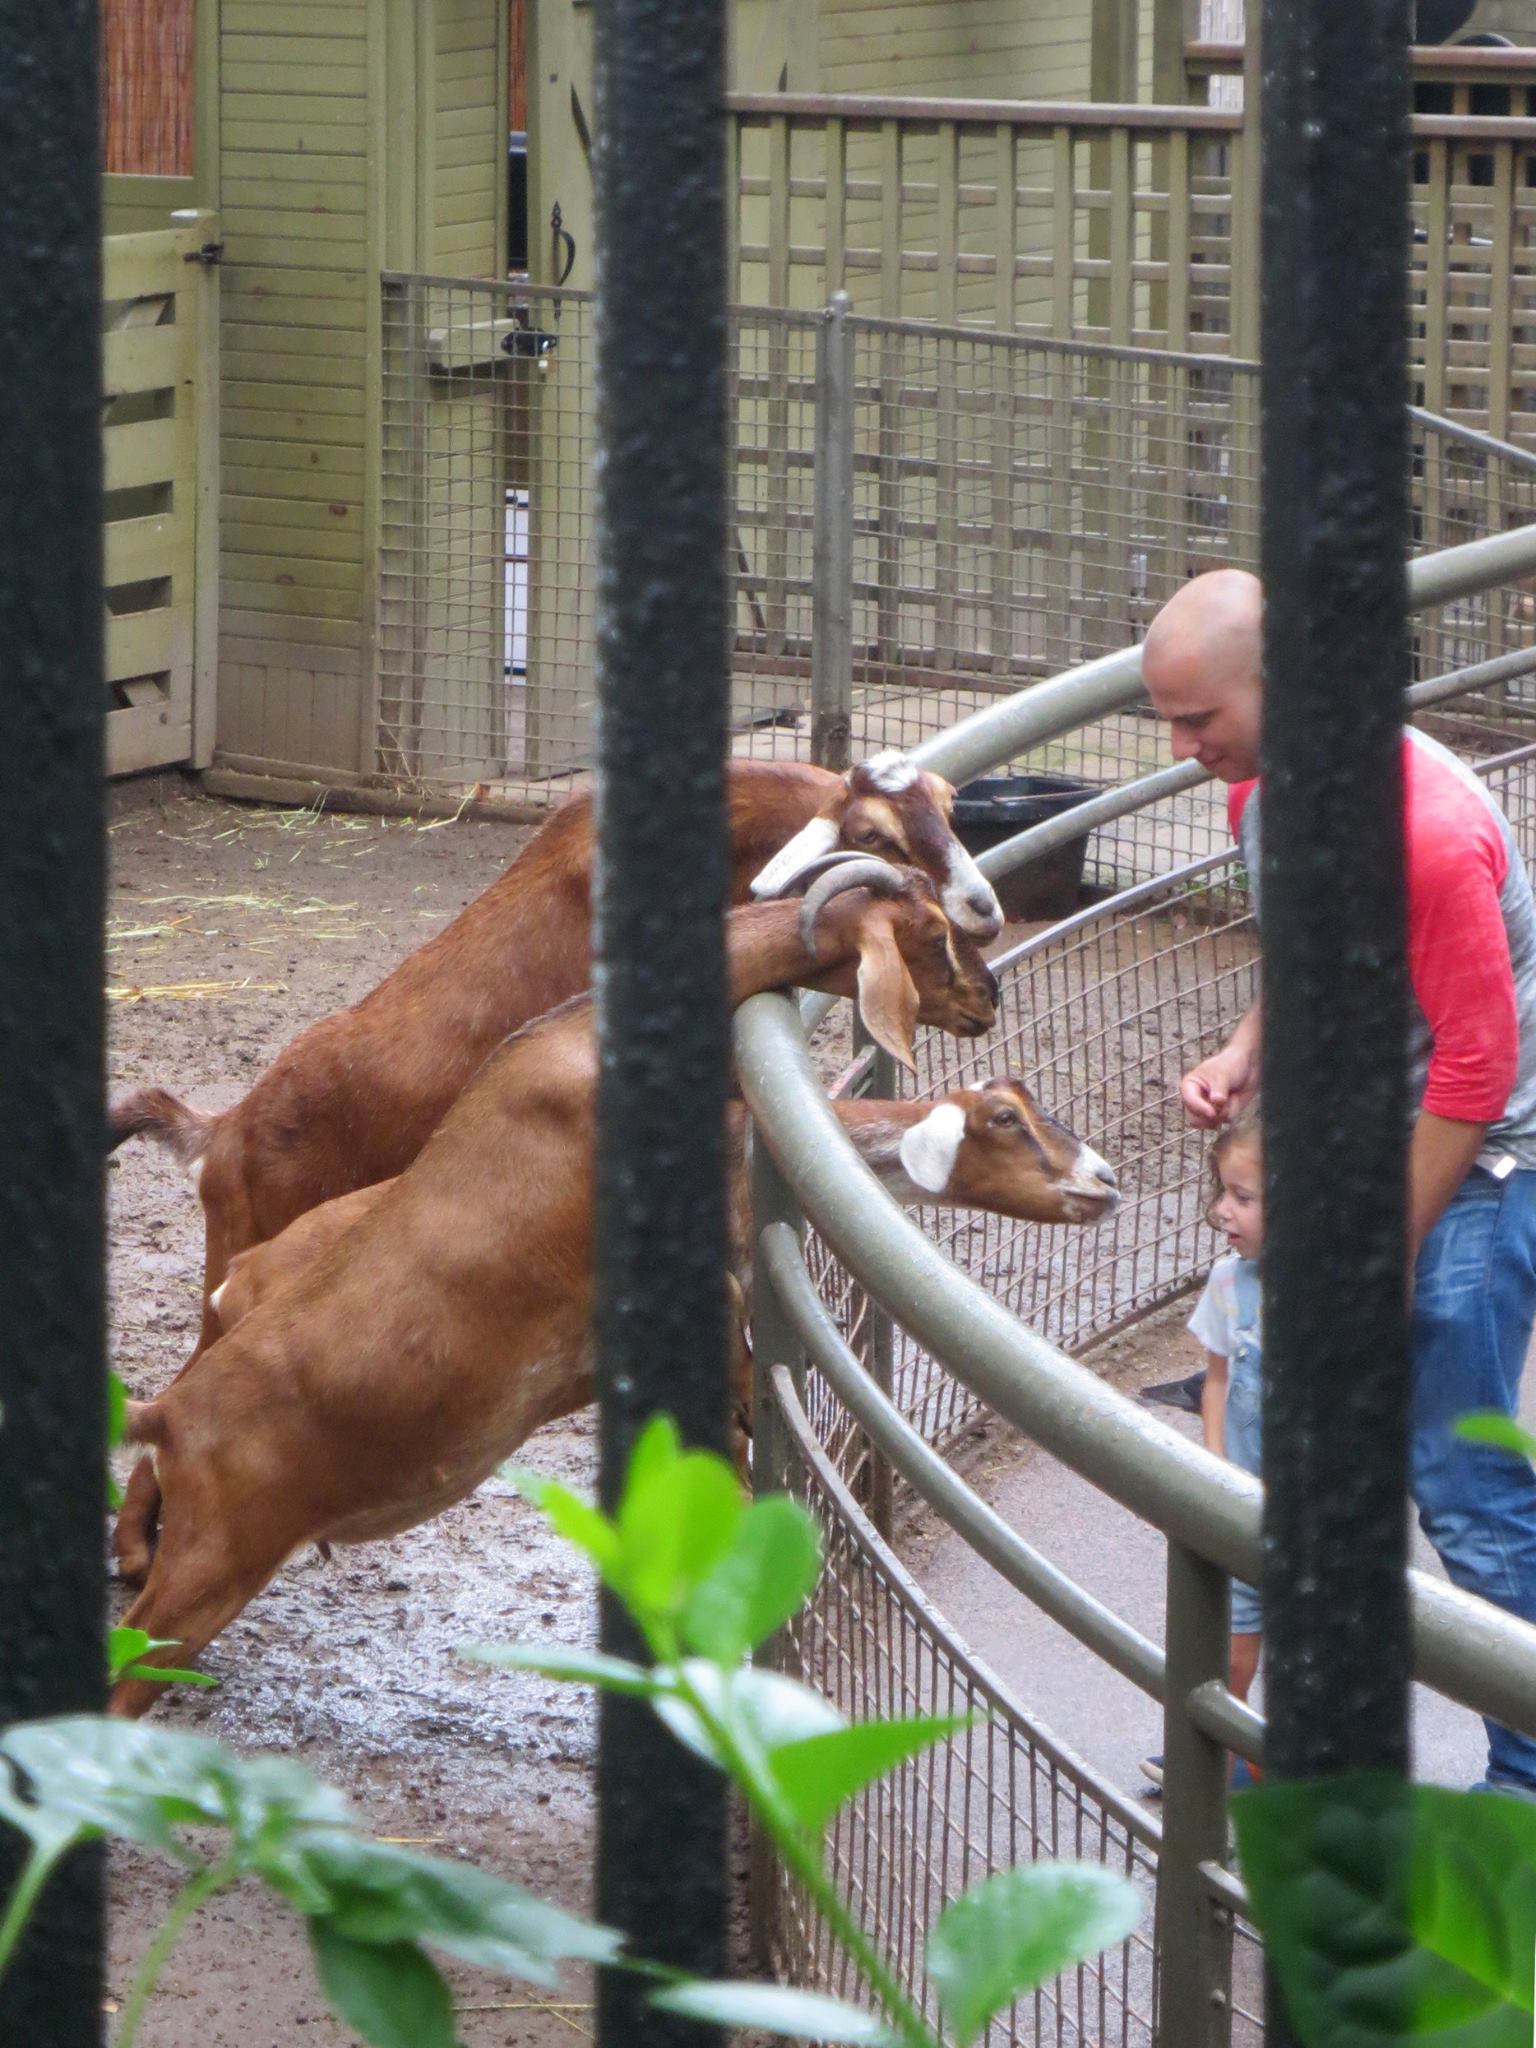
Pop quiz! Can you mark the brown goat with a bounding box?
[212,1083,1118,1340]
[109,755,1001,1357]
[107,869,1024,1714]
[109,836,1000,1586]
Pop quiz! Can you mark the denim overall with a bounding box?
[1223,1256,1264,1637]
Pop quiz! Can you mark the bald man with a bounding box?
[1142,568,1536,1798]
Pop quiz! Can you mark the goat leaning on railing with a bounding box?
[106,751,1003,1583]
[210,1082,1119,1338]
[107,861,1056,1716]
[108,753,1000,1343]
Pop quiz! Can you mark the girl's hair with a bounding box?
[1204,1101,1261,1231]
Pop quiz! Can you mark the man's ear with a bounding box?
[855,919,919,1072]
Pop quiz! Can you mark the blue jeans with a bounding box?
[1412,1164,1536,1789]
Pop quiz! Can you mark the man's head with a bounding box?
[1142,568,1264,783]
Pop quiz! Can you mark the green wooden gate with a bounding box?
[102,215,219,775]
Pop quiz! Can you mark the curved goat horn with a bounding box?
[784,849,887,893]
[797,857,910,954]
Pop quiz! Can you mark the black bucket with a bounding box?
[951,772,1100,923]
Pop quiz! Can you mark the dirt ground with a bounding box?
[104,774,622,2048]
[100,772,1180,2046]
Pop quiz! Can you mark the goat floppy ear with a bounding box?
[749,815,841,898]
[855,918,920,1073]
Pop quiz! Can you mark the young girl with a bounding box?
[1144,1105,1263,1793]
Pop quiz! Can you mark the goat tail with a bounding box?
[108,1085,212,1163]
[122,1399,167,1448]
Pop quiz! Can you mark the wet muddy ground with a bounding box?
[104,776,620,2047]
[100,772,1183,2046]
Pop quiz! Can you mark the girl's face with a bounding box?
[1212,1138,1263,1259]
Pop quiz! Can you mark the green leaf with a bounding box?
[681,1496,822,1665]
[107,1370,127,1450]
[122,1663,219,1689]
[273,1831,624,1981]
[0,1777,86,1865]
[769,1716,975,1834]
[0,1718,350,1863]
[927,1863,1143,2047]
[106,1371,128,1507]
[654,1662,844,1772]
[461,1643,657,1696]
[309,1925,458,2048]
[650,1979,896,2042]
[1233,1774,1536,2047]
[107,1628,217,1690]
[510,1471,621,1577]
[1453,1412,1536,1464]
[108,1627,162,1683]
[616,1450,744,1624]
[619,1413,682,1511]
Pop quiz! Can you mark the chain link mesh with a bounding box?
[378,278,1536,855]
[782,721,1536,2043]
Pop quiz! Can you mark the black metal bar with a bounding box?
[0,0,107,2040]
[1259,0,1412,2030]
[590,0,730,2038]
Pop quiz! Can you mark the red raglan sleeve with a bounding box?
[1408,764,1517,1124]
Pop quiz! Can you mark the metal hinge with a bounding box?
[184,240,224,267]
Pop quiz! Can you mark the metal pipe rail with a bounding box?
[740,986,1536,1737]
[906,520,1536,792]
[967,640,1536,893]
[761,1223,1167,1703]
[742,514,1536,2039]
[766,1360,1164,1853]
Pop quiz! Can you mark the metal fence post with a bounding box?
[747,1139,807,1970]
[750,1121,807,1499]
[1153,1540,1235,2048]
[589,0,730,2034]
[863,1042,899,1541]
[1260,1,1413,2040]
[0,0,106,2040]
[812,291,855,772]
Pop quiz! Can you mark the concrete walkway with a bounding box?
[914,1342,1536,1809]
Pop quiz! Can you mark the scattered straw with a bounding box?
[107,979,286,1004]
[455,2002,594,2037]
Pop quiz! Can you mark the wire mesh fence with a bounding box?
[808,728,1536,1466]
[772,1387,1164,2048]
[778,720,1536,2045]
[378,275,1536,825]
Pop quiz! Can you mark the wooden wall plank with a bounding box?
[108,702,194,777]
[103,324,183,396]
[106,513,185,586]
[223,150,369,184]
[105,417,183,491]
[221,117,368,153]
[108,606,177,685]
[225,506,366,563]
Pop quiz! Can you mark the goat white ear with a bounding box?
[898,1103,966,1195]
[749,815,841,898]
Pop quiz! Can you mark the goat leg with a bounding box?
[108,1459,294,1718]
[113,1454,162,1587]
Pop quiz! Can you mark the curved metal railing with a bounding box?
[739,520,1536,2046]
